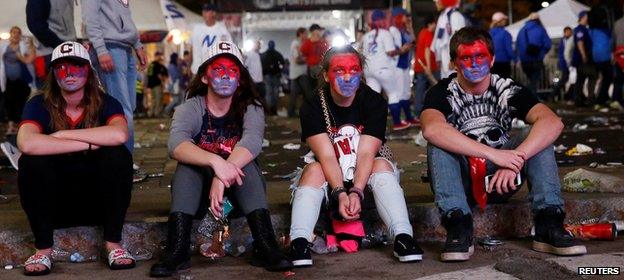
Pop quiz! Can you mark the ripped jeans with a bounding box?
[289,158,413,242]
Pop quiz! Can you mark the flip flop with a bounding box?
[107,248,136,270]
[23,254,52,276]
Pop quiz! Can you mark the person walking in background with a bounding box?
[591,22,614,110]
[146,52,168,118]
[261,40,284,115]
[135,68,147,117]
[288,27,312,118]
[571,11,597,107]
[180,50,192,96]
[190,3,232,75]
[389,7,418,126]
[300,24,329,87]
[431,0,466,79]
[362,9,414,131]
[82,0,147,153]
[26,0,77,90]
[1,27,35,135]
[413,15,439,121]
[164,53,182,116]
[516,13,551,100]
[244,40,265,104]
[553,27,575,101]
[612,11,624,110]
[489,12,515,78]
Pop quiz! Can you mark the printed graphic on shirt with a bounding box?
[195,113,241,158]
[203,35,217,48]
[445,75,520,148]
[331,124,362,182]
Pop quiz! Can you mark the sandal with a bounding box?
[107,248,136,270]
[23,254,53,276]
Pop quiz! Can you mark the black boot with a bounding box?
[246,209,293,271]
[440,209,474,262]
[150,212,193,278]
[533,207,587,256]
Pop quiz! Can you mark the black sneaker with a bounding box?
[440,209,474,262]
[289,238,313,267]
[393,234,423,262]
[532,207,587,256]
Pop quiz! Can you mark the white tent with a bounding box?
[506,0,590,41]
[0,0,203,37]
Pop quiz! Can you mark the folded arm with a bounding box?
[50,116,128,146]
[18,124,90,155]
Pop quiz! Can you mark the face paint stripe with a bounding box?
[328,53,362,97]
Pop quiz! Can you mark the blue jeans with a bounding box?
[91,44,137,153]
[427,132,564,215]
[521,61,543,99]
[414,71,440,117]
[264,74,281,111]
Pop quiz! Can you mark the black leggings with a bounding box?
[4,79,30,123]
[18,146,133,249]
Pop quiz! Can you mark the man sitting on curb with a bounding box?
[421,27,586,262]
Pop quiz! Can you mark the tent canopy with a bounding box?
[506,0,590,41]
[0,0,203,37]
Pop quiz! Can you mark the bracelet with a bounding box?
[330,186,347,201]
[349,188,365,201]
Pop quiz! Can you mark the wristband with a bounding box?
[330,186,347,201]
[349,188,364,201]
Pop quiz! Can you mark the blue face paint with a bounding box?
[336,73,361,97]
[206,57,240,97]
[460,57,490,83]
[456,41,492,83]
[210,76,238,96]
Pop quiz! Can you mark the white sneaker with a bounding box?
[1,142,21,170]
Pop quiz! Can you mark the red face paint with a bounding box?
[393,15,406,29]
[328,54,362,97]
[205,56,240,96]
[52,62,89,92]
[456,40,492,83]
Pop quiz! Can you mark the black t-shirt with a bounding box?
[147,62,168,88]
[300,84,387,143]
[192,110,242,159]
[21,94,125,134]
[423,74,538,148]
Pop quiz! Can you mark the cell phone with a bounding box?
[222,198,233,218]
[484,173,521,190]
[210,197,233,220]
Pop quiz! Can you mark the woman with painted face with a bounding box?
[150,41,292,277]
[289,45,423,267]
[17,42,134,276]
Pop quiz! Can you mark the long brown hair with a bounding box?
[42,61,105,131]
[185,54,266,130]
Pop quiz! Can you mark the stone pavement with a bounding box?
[0,103,622,277]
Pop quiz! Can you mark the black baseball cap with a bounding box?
[309,24,324,31]
[202,3,218,11]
